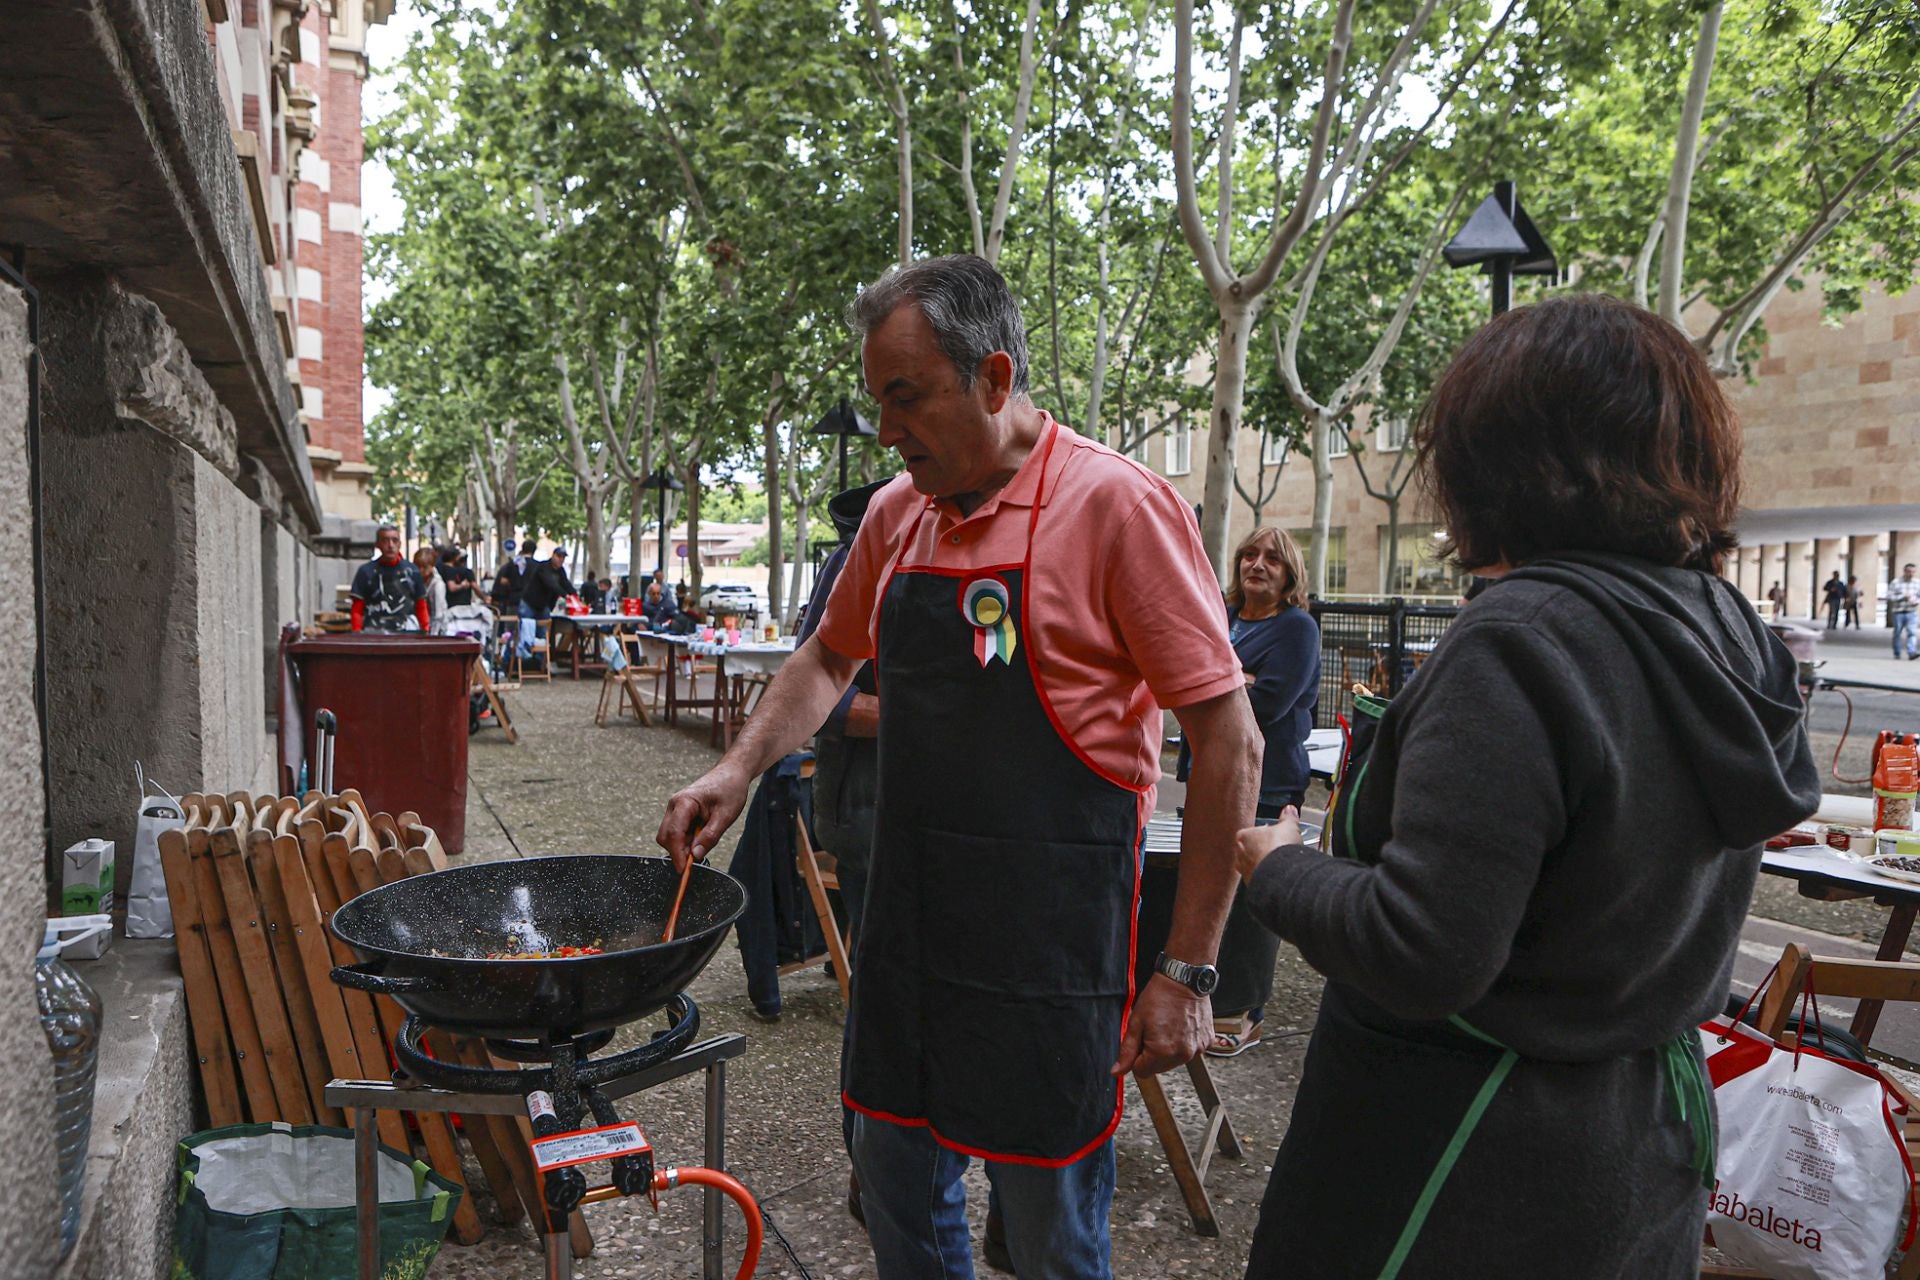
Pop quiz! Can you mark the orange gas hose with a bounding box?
[653,1166,763,1280]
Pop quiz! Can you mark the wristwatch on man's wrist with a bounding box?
[1154,952,1219,996]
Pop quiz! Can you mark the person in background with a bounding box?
[493,543,527,630]
[440,547,476,607]
[639,581,674,629]
[1822,570,1847,630]
[794,479,888,1228]
[350,524,429,633]
[1846,574,1864,629]
[1890,563,1920,660]
[513,544,565,661]
[1765,579,1786,616]
[1232,293,1817,1279]
[522,546,573,619]
[413,546,449,635]
[1176,526,1319,1058]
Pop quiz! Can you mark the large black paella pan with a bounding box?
[329,854,745,1039]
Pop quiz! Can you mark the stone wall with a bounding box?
[193,452,269,795]
[1734,282,1920,513]
[0,279,60,1279]
[37,269,277,890]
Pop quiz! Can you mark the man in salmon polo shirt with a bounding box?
[659,253,1259,1280]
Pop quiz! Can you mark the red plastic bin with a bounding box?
[287,634,481,854]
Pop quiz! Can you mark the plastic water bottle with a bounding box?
[38,916,106,1258]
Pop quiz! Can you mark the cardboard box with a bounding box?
[60,839,114,959]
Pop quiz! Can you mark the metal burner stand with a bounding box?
[324,1028,747,1280]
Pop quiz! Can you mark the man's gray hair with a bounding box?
[376,523,400,536]
[848,254,1029,396]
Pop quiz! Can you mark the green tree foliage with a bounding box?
[365,0,1920,594]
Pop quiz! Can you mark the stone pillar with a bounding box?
[1738,545,1762,600]
[1893,531,1920,583]
[0,280,60,1276]
[1815,537,1849,626]
[36,270,269,876]
[1783,541,1815,617]
[1864,533,1892,625]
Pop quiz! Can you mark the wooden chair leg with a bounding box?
[1184,1054,1244,1176]
[796,817,851,1007]
[621,671,652,726]
[1134,1070,1220,1237]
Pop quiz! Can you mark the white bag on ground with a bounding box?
[125,767,183,939]
[1700,1006,1916,1279]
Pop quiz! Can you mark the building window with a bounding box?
[1289,527,1347,595]
[1262,431,1289,467]
[1376,415,1409,452]
[1381,522,1467,597]
[1326,427,1350,459]
[1166,417,1193,476]
[1127,427,1150,464]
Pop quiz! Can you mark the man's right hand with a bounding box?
[657,764,752,872]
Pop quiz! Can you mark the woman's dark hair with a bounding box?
[1415,293,1741,573]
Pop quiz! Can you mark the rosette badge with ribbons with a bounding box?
[962,577,1018,667]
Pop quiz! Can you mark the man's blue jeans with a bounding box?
[849,1112,1114,1280]
[516,600,538,660]
[1895,610,1916,659]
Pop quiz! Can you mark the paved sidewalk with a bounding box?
[1775,612,1920,690]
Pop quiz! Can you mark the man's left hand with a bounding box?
[1111,975,1211,1077]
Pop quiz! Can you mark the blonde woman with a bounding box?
[412,546,448,635]
[1177,526,1321,1055]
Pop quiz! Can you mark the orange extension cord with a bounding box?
[653,1167,764,1280]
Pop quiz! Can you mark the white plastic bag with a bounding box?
[1700,980,1916,1279]
[125,765,183,939]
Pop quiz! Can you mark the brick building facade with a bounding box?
[292,0,378,531]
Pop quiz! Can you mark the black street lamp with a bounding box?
[812,397,878,492]
[639,467,684,582]
[1443,180,1557,317]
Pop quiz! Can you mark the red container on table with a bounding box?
[286,634,481,854]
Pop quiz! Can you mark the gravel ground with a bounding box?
[421,678,1912,1278]
[428,675,1311,1279]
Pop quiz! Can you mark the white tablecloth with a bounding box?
[686,639,796,676]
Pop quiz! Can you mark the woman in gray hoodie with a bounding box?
[1234,294,1819,1278]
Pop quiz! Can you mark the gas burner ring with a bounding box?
[391,993,701,1095]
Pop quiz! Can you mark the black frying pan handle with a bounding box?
[331,961,436,993]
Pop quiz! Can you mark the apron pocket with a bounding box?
[917,826,1132,999]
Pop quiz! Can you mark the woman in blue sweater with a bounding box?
[1180,525,1321,1055]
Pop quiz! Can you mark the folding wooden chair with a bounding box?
[792,806,852,1007]
[1701,942,1920,1279]
[712,672,773,751]
[518,619,552,683]
[471,657,518,744]
[1132,1061,1244,1238]
[594,637,653,728]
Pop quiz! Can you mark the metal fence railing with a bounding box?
[1307,599,1463,728]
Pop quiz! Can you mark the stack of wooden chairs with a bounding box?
[156,789,599,1259]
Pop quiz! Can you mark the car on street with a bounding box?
[699,582,762,617]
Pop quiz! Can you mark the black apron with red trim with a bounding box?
[843,431,1142,1165]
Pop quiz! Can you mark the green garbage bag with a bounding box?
[172,1123,462,1280]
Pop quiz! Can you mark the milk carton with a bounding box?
[60,840,114,959]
